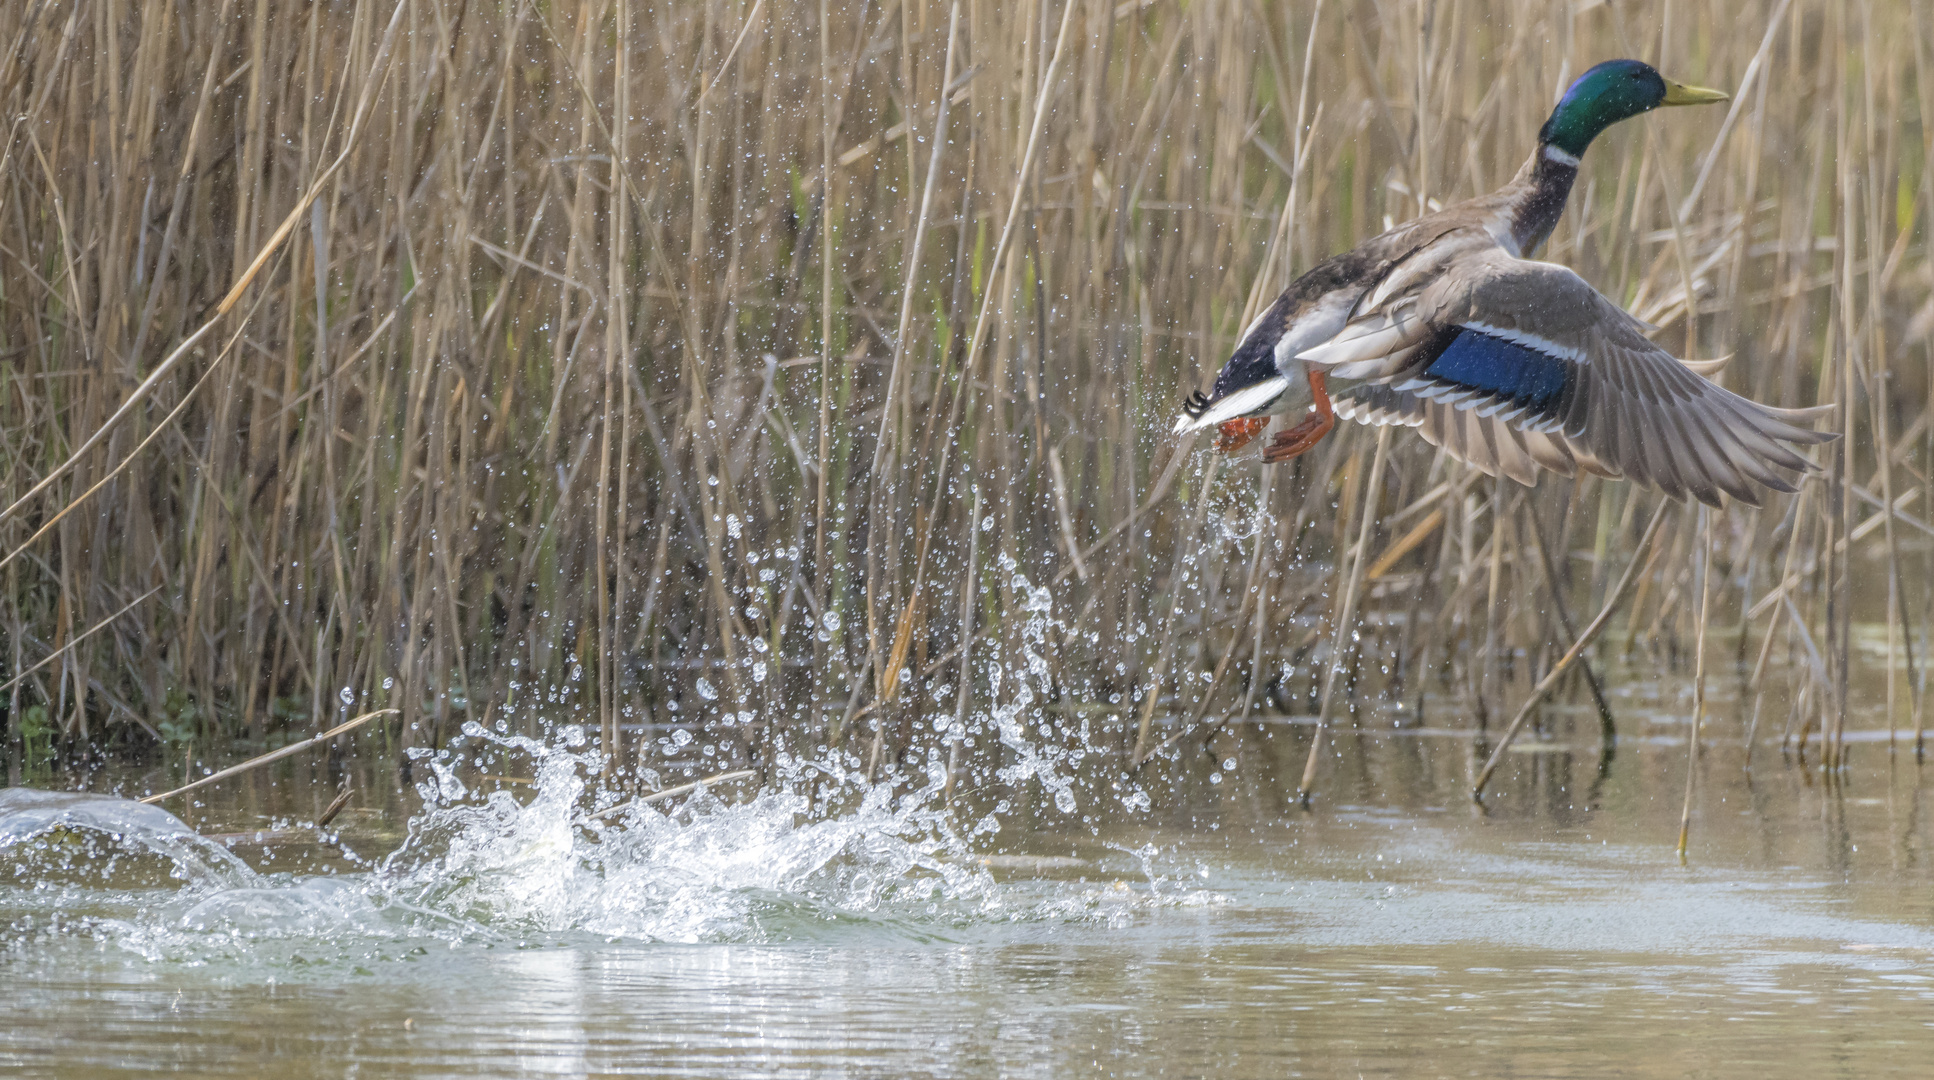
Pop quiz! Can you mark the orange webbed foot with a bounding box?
[1215,417,1270,454]
[1260,412,1335,462]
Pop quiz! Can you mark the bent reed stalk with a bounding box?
[0,0,1926,809]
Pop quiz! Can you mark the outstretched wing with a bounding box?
[1303,250,1835,506]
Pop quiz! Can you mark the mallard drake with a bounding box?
[1173,59,1835,507]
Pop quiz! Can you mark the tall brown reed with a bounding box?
[0,0,1926,797]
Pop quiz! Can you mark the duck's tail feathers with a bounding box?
[1172,375,1293,434]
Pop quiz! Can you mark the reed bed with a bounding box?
[0,0,1928,799]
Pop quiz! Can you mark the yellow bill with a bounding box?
[1661,79,1729,106]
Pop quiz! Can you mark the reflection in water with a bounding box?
[5,656,1934,1076]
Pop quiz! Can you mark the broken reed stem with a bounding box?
[895,0,1080,647]
[870,0,961,478]
[813,0,835,704]
[1677,505,1713,864]
[945,485,983,805]
[1526,497,1616,740]
[854,4,965,755]
[139,709,397,805]
[1144,466,1277,760]
[0,587,161,697]
[315,778,354,829]
[1474,500,1673,800]
[1298,425,1392,807]
[593,769,758,820]
[0,354,223,577]
[1131,456,1221,769]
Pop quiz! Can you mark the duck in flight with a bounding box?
[1173,59,1834,507]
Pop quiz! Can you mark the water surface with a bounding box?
[4,673,1933,1078]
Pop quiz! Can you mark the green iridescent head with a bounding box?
[1538,60,1727,159]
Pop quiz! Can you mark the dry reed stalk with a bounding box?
[138,709,396,805]
[593,768,759,820]
[1525,506,1615,738]
[1296,425,1391,806]
[1475,500,1672,799]
[0,587,160,697]
[1678,506,1715,863]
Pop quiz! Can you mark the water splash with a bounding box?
[0,564,1213,976]
[0,788,255,891]
[985,555,1087,817]
[375,724,1001,943]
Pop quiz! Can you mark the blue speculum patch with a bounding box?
[1424,328,1572,413]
